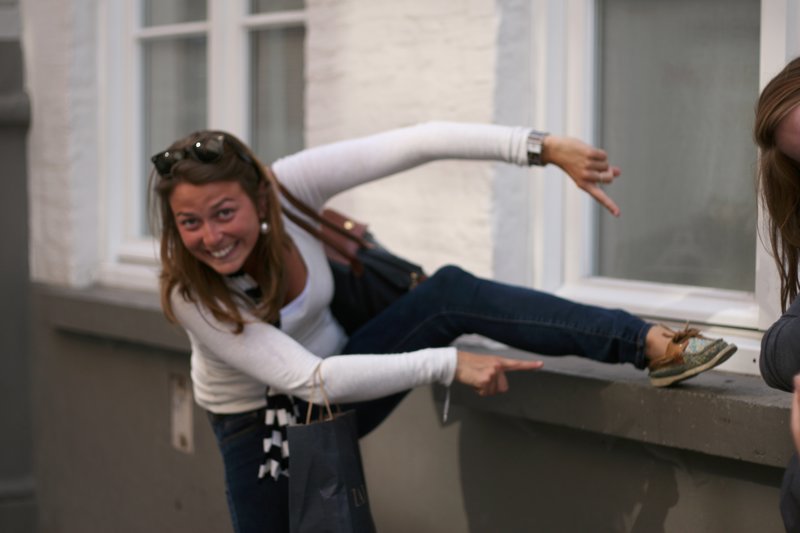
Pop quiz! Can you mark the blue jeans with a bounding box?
[209,409,289,532]
[333,265,650,435]
[210,265,651,532]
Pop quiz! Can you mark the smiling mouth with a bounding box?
[210,243,235,259]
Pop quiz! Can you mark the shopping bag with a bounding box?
[288,372,377,533]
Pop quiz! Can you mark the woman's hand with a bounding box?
[542,135,622,217]
[455,350,544,396]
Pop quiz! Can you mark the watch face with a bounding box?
[527,132,547,165]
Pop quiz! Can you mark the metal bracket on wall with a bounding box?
[170,374,194,454]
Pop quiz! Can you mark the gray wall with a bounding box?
[30,285,791,533]
[0,0,35,531]
[31,295,231,532]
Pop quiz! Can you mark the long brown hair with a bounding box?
[756,57,800,311]
[150,130,289,332]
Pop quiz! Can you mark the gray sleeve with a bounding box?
[761,297,800,392]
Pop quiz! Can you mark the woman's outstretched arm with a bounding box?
[272,121,620,214]
[173,291,541,405]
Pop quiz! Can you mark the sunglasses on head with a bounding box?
[150,133,252,177]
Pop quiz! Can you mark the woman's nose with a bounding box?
[202,223,223,247]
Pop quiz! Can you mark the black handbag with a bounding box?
[280,184,426,334]
[288,371,377,533]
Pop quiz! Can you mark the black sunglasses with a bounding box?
[150,133,252,177]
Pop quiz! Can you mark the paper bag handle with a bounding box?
[305,366,336,424]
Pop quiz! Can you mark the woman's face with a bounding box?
[169,180,262,276]
[776,104,800,163]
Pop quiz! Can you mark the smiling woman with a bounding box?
[148,123,737,532]
[169,181,263,276]
[151,130,290,330]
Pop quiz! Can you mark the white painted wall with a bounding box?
[305,0,534,281]
[22,0,99,287]
[22,0,537,287]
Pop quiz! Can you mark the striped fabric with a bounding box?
[227,271,297,481]
[258,390,300,480]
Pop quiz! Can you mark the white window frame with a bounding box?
[528,0,800,374]
[96,0,306,290]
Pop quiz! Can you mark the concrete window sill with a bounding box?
[37,283,794,469]
[437,347,793,469]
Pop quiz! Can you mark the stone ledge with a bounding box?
[439,345,794,469]
[35,283,189,353]
[36,283,794,468]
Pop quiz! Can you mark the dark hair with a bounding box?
[755,57,800,311]
[150,130,289,332]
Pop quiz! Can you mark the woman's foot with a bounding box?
[645,324,737,387]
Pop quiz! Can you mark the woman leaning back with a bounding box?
[150,122,737,532]
[755,56,800,531]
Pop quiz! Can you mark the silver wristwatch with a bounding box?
[526,130,549,166]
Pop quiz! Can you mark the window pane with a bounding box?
[142,0,206,27]
[142,37,207,233]
[250,0,304,14]
[250,27,305,164]
[596,0,759,291]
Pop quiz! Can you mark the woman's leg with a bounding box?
[208,409,290,533]
[338,265,651,435]
[345,265,650,367]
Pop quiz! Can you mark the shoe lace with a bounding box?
[648,323,703,370]
[667,323,702,344]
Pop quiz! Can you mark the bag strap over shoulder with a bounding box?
[279,183,369,247]
[278,183,369,274]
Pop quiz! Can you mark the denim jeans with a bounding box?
[210,265,651,532]
[208,408,290,533]
[328,265,650,435]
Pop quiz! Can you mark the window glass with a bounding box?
[250,0,304,14]
[142,36,207,232]
[250,26,305,164]
[142,0,206,27]
[595,0,760,291]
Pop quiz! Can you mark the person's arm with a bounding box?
[761,297,800,392]
[173,292,541,403]
[272,121,620,214]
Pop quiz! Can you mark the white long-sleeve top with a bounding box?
[172,122,533,414]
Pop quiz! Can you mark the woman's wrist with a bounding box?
[539,134,565,167]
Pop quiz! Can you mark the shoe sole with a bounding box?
[649,343,738,388]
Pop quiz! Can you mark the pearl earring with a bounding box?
[259,221,270,235]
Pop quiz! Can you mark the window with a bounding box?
[528,0,800,375]
[99,0,305,286]
[596,0,759,292]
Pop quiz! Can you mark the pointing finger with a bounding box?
[500,360,544,372]
[588,186,620,217]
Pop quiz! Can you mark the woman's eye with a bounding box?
[179,218,199,230]
[217,208,235,220]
